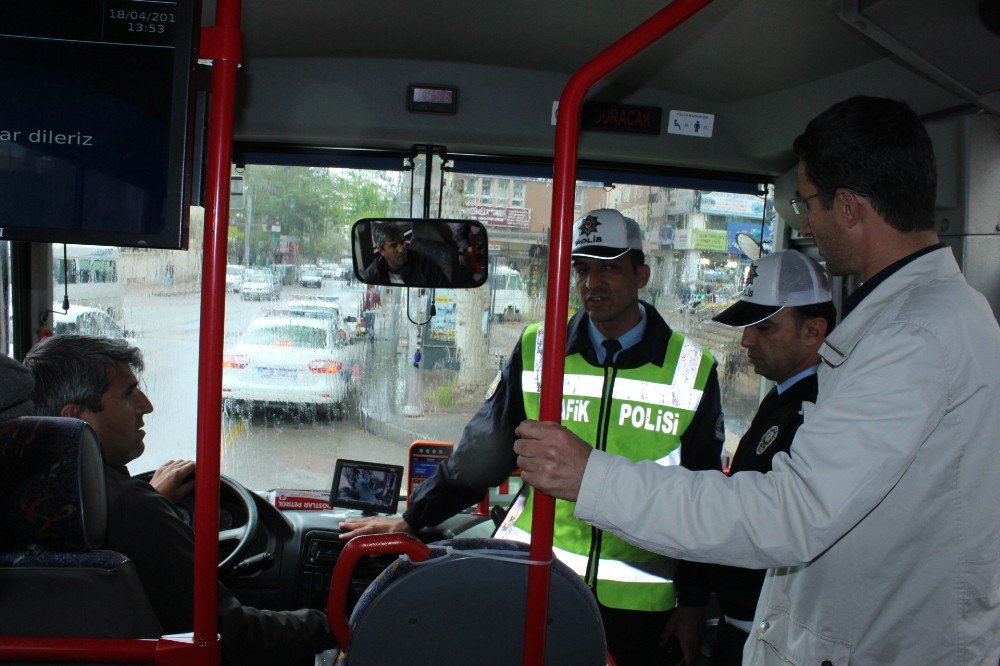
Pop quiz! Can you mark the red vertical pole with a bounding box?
[193,0,243,663]
[523,1,714,664]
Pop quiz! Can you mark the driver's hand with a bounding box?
[338,516,410,540]
[149,459,196,503]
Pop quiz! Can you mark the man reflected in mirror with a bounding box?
[360,222,450,286]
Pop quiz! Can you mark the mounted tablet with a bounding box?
[329,459,404,516]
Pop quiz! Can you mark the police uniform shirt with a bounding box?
[675,371,819,624]
[403,300,725,531]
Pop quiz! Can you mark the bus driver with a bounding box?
[24,334,337,666]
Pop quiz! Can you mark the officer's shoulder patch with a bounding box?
[714,413,726,442]
[756,425,779,455]
[486,371,503,400]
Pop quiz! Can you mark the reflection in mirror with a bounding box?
[352,218,489,289]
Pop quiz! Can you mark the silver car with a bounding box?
[240,269,281,301]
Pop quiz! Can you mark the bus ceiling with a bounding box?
[204,0,998,174]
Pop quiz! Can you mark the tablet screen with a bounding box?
[329,459,403,516]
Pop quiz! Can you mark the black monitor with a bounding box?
[329,460,403,516]
[0,0,200,249]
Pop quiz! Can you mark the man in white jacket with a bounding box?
[513,96,1000,665]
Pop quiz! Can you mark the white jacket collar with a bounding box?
[820,246,959,367]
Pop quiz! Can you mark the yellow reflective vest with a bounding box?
[500,321,715,611]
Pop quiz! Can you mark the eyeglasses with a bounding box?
[789,191,823,216]
[790,188,868,215]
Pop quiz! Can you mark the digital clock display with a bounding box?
[412,87,453,104]
[407,84,458,114]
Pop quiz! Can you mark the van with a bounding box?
[489,266,531,322]
[52,244,124,320]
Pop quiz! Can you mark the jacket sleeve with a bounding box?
[673,363,724,606]
[403,339,526,530]
[108,481,336,665]
[574,322,952,569]
[218,591,336,665]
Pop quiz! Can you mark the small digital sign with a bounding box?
[407,84,458,114]
[581,102,662,136]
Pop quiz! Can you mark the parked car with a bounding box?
[299,265,323,288]
[52,303,132,340]
[222,315,358,419]
[272,263,299,285]
[240,269,281,301]
[226,264,244,292]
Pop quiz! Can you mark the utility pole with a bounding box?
[401,288,429,417]
[244,185,253,266]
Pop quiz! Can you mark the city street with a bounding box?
[123,276,411,493]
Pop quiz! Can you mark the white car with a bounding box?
[226,265,244,292]
[222,315,356,418]
[240,269,281,301]
[299,265,323,288]
[52,304,131,340]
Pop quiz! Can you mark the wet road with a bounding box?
[124,278,409,493]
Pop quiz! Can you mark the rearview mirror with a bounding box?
[352,218,489,289]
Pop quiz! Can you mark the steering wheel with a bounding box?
[136,471,259,574]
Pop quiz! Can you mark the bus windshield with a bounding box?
[57,161,770,492]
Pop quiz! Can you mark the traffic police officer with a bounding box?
[663,250,836,665]
[342,209,726,665]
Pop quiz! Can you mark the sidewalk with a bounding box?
[359,405,472,448]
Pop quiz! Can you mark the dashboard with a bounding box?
[217,487,495,616]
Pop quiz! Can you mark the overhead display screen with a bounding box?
[0,0,199,249]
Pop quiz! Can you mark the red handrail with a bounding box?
[0,2,244,662]
[327,534,432,651]
[191,0,244,661]
[0,636,197,665]
[523,1,715,664]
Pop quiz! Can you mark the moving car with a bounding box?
[222,314,357,418]
[240,269,281,301]
[299,265,323,288]
[278,298,358,342]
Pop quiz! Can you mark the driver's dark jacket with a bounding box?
[360,248,449,286]
[403,303,724,602]
[103,464,336,665]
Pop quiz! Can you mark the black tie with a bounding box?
[602,339,622,367]
[760,386,779,406]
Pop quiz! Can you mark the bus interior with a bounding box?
[1,0,998,664]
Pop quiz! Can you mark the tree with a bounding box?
[228,165,399,264]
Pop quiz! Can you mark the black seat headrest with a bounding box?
[1,416,107,552]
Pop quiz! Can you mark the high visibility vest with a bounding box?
[498,321,714,611]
